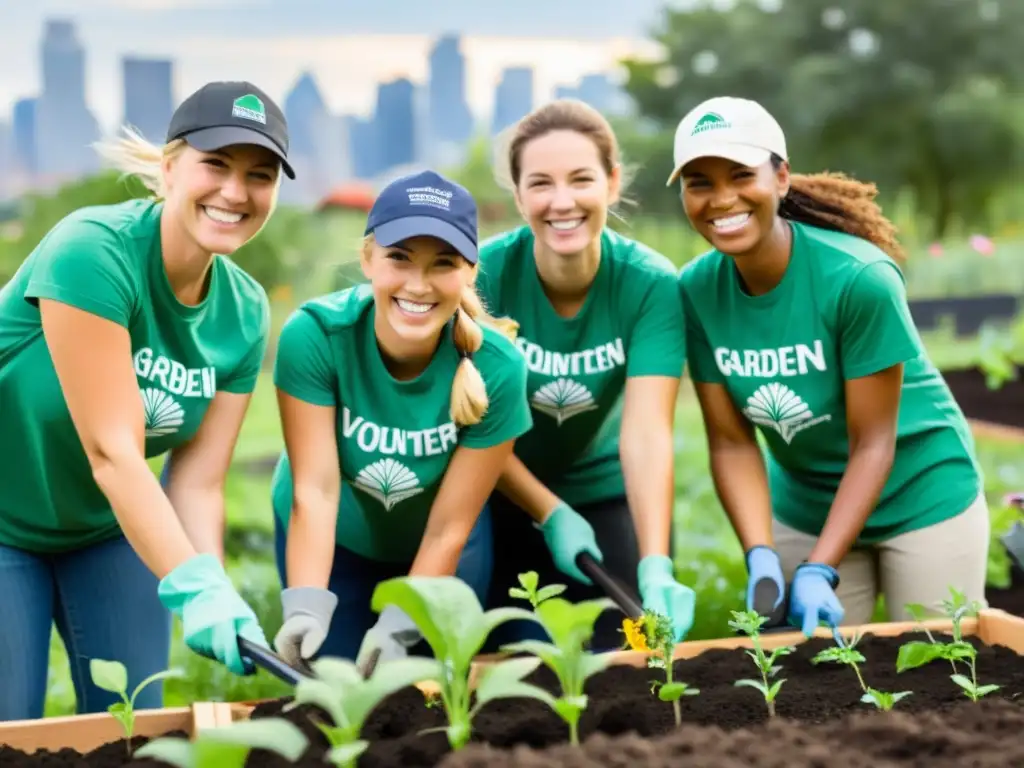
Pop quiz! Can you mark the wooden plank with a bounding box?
[978,608,1024,652]
[969,419,1024,443]
[0,706,194,753]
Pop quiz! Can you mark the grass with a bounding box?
[39,333,1024,717]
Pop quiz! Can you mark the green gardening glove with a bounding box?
[536,501,603,585]
[638,555,696,642]
[157,553,269,676]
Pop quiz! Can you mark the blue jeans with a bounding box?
[0,535,171,721]
[273,505,494,661]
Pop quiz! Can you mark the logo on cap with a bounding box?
[691,112,731,135]
[232,94,267,125]
[406,185,454,212]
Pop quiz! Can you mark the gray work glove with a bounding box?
[273,586,338,667]
[354,604,422,676]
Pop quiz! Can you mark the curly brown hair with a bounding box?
[772,154,906,263]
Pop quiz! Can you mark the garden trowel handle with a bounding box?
[575,552,645,619]
[237,636,308,686]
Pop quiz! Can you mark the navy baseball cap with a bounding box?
[167,81,295,179]
[365,170,479,263]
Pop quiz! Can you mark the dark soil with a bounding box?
[130,631,1024,767]
[0,730,186,768]
[941,366,1023,427]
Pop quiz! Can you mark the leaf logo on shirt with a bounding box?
[742,382,831,444]
[531,378,599,426]
[353,458,423,511]
[141,388,185,437]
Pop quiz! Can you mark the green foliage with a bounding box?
[134,718,308,768]
[638,610,698,726]
[509,570,567,608]
[812,632,912,710]
[368,575,544,751]
[89,659,184,752]
[727,610,793,717]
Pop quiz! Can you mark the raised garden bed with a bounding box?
[216,607,1024,768]
[0,702,231,767]
[943,366,1023,430]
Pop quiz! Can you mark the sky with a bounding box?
[0,0,676,131]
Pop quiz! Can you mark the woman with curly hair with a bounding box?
[672,96,986,636]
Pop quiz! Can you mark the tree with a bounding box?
[620,0,1024,238]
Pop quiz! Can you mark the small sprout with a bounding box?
[134,717,308,768]
[727,609,792,718]
[813,632,911,710]
[896,588,1000,702]
[638,610,698,727]
[89,659,184,755]
[509,570,566,608]
[502,595,616,746]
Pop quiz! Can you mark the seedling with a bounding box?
[895,588,1000,702]
[134,717,308,768]
[89,658,184,754]
[637,610,699,727]
[369,575,548,751]
[812,631,911,711]
[727,609,793,717]
[284,656,441,767]
[502,595,617,745]
[509,570,566,608]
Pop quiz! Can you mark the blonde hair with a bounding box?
[361,234,518,427]
[92,125,283,216]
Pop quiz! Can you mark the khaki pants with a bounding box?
[772,492,990,624]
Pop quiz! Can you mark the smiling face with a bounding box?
[161,143,281,255]
[680,155,790,256]
[361,234,475,359]
[513,129,620,257]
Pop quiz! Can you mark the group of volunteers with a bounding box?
[0,77,988,721]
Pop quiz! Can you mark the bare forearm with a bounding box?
[708,443,774,551]
[809,443,894,567]
[409,522,473,576]
[166,486,225,560]
[495,454,561,523]
[286,491,338,589]
[93,454,197,579]
[620,428,674,558]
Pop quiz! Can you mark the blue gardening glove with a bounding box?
[637,555,696,642]
[788,562,845,637]
[537,502,603,585]
[157,553,268,676]
[745,546,786,620]
[274,586,338,668]
[355,605,423,676]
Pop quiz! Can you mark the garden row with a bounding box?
[4,575,1024,768]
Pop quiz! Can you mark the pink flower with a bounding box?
[928,242,943,257]
[969,234,994,256]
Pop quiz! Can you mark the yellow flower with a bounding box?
[622,617,649,651]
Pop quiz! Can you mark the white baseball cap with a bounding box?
[665,96,788,186]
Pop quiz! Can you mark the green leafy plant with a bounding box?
[812,632,911,711]
[368,575,547,751]
[134,717,308,767]
[509,570,566,608]
[501,595,617,745]
[895,588,1000,702]
[89,658,184,754]
[284,656,440,767]
[727,610,793,717]
[638,610,698,726]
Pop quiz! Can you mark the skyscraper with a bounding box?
[491,67,534,136]
[122,57,174,142]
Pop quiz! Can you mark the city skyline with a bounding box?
[1,0,668,131]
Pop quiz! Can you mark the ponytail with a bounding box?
[450,286,489,427]
[93,125,186,199]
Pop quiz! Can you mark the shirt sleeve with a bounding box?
[273,308,338,406]
[23,218,139,327]
[837,262,921,380]
[625,271,687,378]
[220,296,271,394]
[678,278,725,384]
[459,352,533,450]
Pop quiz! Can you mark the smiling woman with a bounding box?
[0,80,294,722]
[268,169,533,671]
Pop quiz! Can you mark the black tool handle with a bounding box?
[575,552,644,618]
[238,636,306,686]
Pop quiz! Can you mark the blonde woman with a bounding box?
[0,81,290,721]
[270,170,532,668]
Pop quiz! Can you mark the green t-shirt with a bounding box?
[476,226,687,506]
[0,199,271,553]
[270,283,533,563]
[678,220,981,543]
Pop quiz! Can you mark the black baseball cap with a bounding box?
[166,81,295,179]
[365,170,479,263]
